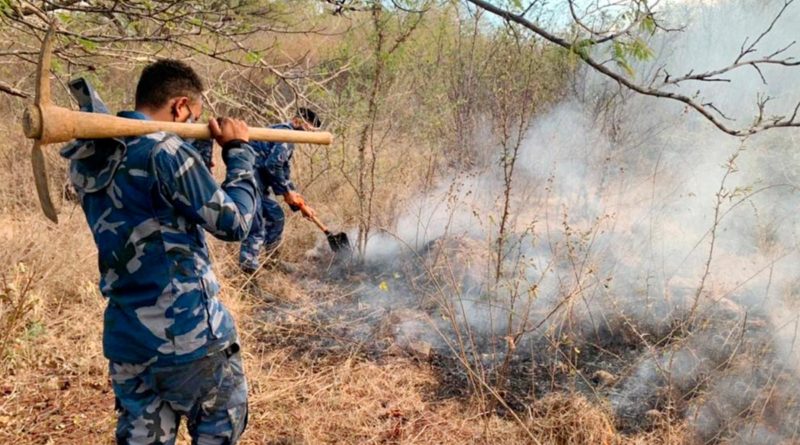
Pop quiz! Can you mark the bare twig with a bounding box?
[465,0,800,136]
[0,80,28,98]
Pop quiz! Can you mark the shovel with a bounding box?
[300,205,351,253]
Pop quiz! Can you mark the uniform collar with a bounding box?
[118,110,150,120]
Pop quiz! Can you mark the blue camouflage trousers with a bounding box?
[239,197,285,272]
[110,344,248,445]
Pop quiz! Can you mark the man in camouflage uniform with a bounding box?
[61,61,257,444]
[239,109,320,274]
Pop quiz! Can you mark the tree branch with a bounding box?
[464,0,800,136]
[0,80,28,98]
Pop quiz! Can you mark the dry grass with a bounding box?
[0,205,687,444]
[0,130,688,444]
[0,210,533,444]
[0,213,110,444]
[0,50,685,445]
[525,394,617,445]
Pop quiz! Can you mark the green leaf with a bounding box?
[51,58,65,75]
[611,41,634,76]
[640,14,657,35]
[57,12,72,25]
[571,39,594,58]
[609,38,653,77]
[245,51,262,64]
[195,42,211,54]
[25,321,45,339]
[77,37,98,52]
[612,41,625,60]
[629,38,654,61]
[616,59,635,77]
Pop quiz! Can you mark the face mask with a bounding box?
[173,103,196,123]
[185,105,196,124]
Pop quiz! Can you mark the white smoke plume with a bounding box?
[272,0,800,438]
[341,0,800,441]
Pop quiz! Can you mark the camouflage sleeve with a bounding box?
[263,141,295,195]
[192,139,214,168]
[153,137,258,241]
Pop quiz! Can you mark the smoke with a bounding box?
[299,0,800,442]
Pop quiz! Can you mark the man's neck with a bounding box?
[135,106,170,122]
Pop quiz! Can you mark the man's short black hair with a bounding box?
[297,107,322,128]
[135,59,204,109]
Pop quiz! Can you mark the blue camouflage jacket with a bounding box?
[251,123,295,196]
[60,81,259,366]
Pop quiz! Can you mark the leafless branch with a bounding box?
[0,80,28,98]
[390,0,430,14]
[320,0,373,15]
[465,0,800,136]
[735,0,794,63]
[665,57,799,86]
[567,0,654,45]
[751,62,767,84]
[703,102,734,121]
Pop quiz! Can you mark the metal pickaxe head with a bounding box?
[24,23,59,223]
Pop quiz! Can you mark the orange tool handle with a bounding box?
[299,203,329,233]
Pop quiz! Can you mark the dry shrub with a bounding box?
[0,101,42,213]
[0,262,39,358]
[240,348,538,445]
[628,422,688,445]
[527,393,617,445]
[524,393,688,445]
[422,236,491,282]
[0,213,110,444]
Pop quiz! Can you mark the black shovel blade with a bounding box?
[326,231,351,252]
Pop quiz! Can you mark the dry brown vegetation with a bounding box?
[0,206,684,444]
[0,5,632,441]
[4,1,800,445]
[0,159,685,445]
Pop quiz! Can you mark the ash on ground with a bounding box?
[250,234,800,445]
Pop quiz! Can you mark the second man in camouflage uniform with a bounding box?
[239,109,321,274]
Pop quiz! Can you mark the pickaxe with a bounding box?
[21,25,334,223]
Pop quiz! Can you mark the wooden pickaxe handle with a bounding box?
[24,104,334,145]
